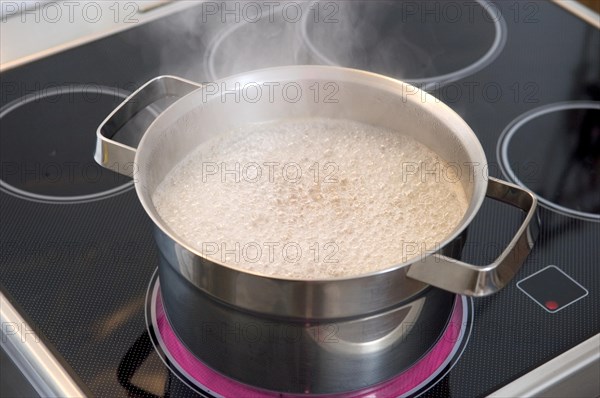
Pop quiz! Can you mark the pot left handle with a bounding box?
[94,75,202,177]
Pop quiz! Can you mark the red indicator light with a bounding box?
[545,300,559,310]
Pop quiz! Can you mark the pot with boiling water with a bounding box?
[95,66,538,394]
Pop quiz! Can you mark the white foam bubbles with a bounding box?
[152,118,468,279]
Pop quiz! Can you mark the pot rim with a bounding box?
[134,65,489,284]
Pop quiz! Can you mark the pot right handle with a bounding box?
[406,177,539,297]
[94,75,202,177]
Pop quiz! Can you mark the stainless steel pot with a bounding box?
[95,66,538,394]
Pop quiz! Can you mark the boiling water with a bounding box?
[152,118,468,279]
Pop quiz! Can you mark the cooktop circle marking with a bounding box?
[300,0,507,91]
[0,85,134,204]
[497,101,600,222]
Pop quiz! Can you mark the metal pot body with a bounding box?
[158,236,456,393]
[156,225,465,393]
[95,66,538,394]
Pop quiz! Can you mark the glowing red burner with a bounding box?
[153,288,467,397]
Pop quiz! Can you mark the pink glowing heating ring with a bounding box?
[155,291,463,397]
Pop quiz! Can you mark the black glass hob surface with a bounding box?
[1,1,599,397]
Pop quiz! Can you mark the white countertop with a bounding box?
[0,0,198,71]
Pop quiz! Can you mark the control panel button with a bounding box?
[517,265,588,313]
